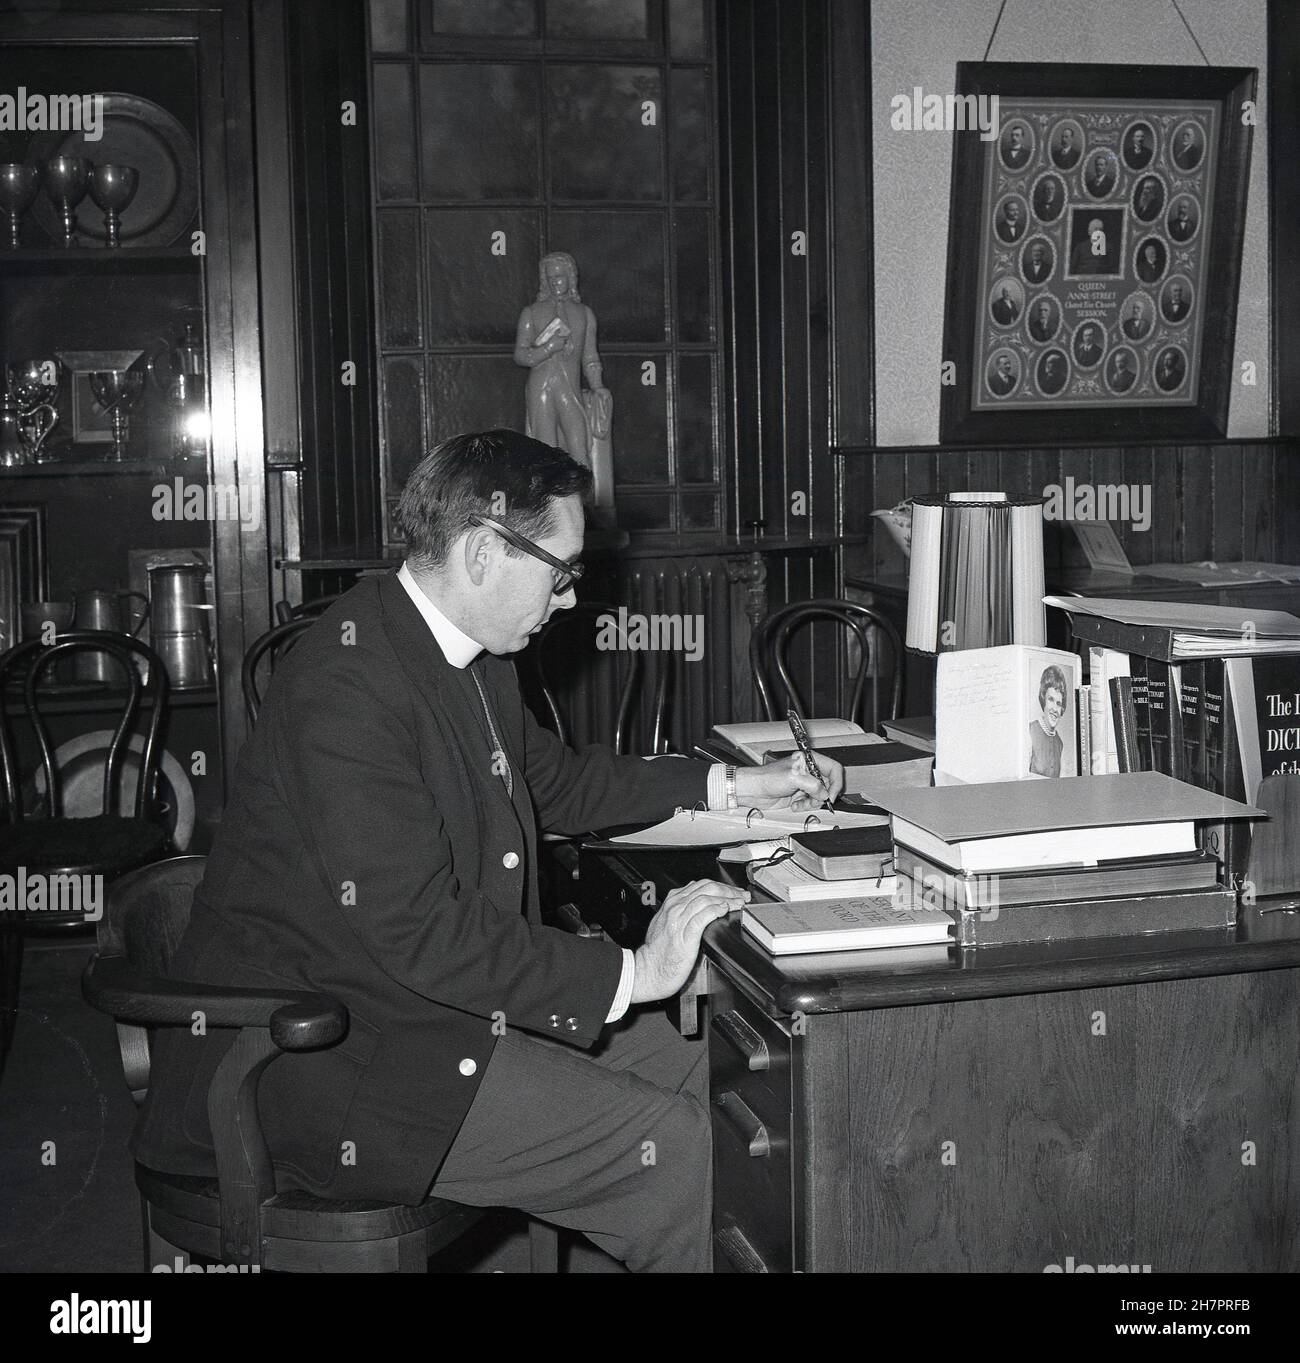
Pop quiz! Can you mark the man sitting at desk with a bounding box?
[132,428,842,1274]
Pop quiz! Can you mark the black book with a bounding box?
[1179,660,1204,786]
[1109,676,1139,773]
[790,825,894,880]
[1129,656,1153,770]
[1146,659,1172,776]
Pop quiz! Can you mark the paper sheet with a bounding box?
[611,807,889,848]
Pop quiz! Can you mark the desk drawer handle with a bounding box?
[715,1090,772,1158]
[712,1008,770,1071]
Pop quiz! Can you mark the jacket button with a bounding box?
[502,851,520,869]
[548,1014,560,1028]
[459,1058,477,1076]
[564,1017,578,1031]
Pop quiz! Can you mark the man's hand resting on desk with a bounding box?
[734,752,845,810]
[631,879,749,1004]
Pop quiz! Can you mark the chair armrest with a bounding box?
[82,954,347,1051]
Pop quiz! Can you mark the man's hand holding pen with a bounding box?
[733,751,846,812]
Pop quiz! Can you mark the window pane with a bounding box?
[670,68,710,201]
[669,0,707,57]
[370,0,410,51]
[420,64,540,201]
[424,208,541,343]
[617,492,673,530]
[549,210,665,344]
[680,491,719,529]
[426,355,526,444]
[372,64,416,200]
[377,209,423,348]
[548,65,663,201]
[673,208,713,342]
[547,0,649,39]
[675,353,715,481]
[382,356,427,492]
[430,0,536,36]
[601,354,669,483]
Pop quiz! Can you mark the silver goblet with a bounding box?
[89,368,144,461]
[88,164,138,247]
[0,163,39,248]
[42,155,90,247]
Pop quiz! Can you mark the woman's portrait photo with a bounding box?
[1029,665,1069,778]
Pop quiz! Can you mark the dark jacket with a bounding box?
[132,573,709,1204]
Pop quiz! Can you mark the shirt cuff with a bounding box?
[707,762,729,810]
[604,948,636,1024]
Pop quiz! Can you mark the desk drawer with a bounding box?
[708,977,794,1273]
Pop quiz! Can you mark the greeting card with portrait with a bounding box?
[935,644,1083,785]
[941,63,1255,443]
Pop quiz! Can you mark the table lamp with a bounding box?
[905,492,1046,652]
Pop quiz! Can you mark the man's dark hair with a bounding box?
[396,429,592,568]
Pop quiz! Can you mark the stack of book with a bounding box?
[873,773,1257,946]
[1046,595,1300,885]
[740,825,951,954]
[749,826,898,900]
[708,720,933,796]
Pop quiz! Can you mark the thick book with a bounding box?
[751,857,897,902]
[1129,656,1152,770]
[761,740,933,795]
[1146,659,1174,775]
[1046,596,1300,661]
[740,896,951,955]
[1088,646,1130,773]
[936,644,1082,782]
[881,715,936,753]
[710,718,865,765]
[869,771,1262,874]
[789,825,893,879]
[1109,676,1139,773]
[895,845,1220,910]
[930,885,1237,947]
[1179,660,1204,787]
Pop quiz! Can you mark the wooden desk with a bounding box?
[579,844,1300,1273]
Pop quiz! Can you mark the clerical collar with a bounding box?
[396,561,483,669]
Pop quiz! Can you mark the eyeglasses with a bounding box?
[467,514,585,596]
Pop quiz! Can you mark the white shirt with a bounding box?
[398,562,736,1025]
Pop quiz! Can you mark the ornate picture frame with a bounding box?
[939,62,1256,444]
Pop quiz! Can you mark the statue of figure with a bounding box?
[514,251,614,510]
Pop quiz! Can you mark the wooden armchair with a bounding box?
[82,855,559,1272]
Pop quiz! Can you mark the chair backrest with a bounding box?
[96,854,207,1102]
[750,598,904,726]
[241,616,319,724]
[274,593,342,626]
[0,631,169,825]
[524,602,647,755]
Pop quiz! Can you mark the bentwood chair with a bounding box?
[0,632,171,1075]
[750,598,904,727]
[241,616,321,724]
[83,856,561,1272]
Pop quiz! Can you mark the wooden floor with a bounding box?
[0,938,622,1274]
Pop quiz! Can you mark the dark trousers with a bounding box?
[428,1004,713,1272]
